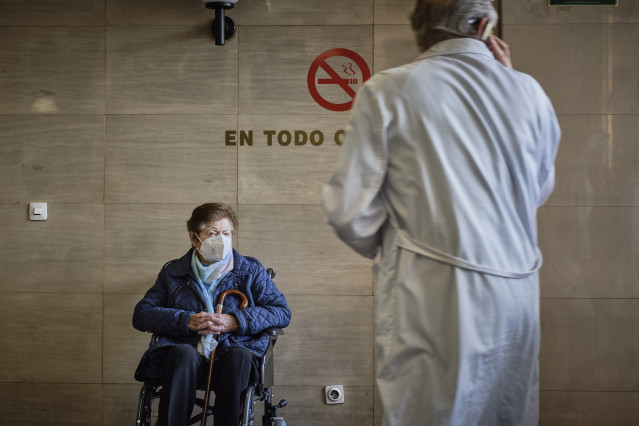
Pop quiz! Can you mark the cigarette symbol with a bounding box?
[318,78,358,85]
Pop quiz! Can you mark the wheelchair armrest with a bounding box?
[260,327,283,388]
[265,327,283,347]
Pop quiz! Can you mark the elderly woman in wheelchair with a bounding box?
[133,203,291,426]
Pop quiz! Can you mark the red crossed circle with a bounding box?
[307,48,371,112]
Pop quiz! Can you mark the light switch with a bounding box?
[29,202,48,221]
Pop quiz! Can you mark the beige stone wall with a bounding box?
[0,0,637,424]
[503,2,639,424]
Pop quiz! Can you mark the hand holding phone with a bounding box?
[487,35,512,69]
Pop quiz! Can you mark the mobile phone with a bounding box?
[481,21,494,41]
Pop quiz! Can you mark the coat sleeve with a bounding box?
[231,263,292,336]
[536,93,561,206]
[322,82,389,259]
[132,268,195,337]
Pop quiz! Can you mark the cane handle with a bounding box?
[200,289,249,426]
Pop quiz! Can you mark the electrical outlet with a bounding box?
[29,202,47,221]
[325,385,344,404]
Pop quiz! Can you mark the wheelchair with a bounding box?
[136,271,288,426]
[135,327,287,426]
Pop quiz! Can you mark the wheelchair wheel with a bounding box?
[136,384,153,426]
[240,384,257,426]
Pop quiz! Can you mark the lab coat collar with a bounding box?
[417,38,493,61]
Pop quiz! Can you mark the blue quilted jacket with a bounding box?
[132,248,291,382]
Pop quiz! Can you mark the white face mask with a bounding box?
[195,234,232,263]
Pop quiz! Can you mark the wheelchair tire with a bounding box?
[240,384,257,426]
[136,384,153,426]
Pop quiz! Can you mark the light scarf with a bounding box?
[191,249,233,359]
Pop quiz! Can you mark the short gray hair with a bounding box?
[410,0,498,51]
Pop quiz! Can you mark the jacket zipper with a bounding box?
[168,284,182,306]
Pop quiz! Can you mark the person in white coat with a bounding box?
[322,1,560,425]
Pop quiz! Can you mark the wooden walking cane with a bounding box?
[201,289,248,426]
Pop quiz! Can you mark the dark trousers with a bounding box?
[158,344,259,426]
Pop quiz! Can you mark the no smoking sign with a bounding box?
[307,48,371,112]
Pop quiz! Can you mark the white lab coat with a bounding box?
[323,39,560,426]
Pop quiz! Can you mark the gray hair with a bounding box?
[410,0,498,51]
